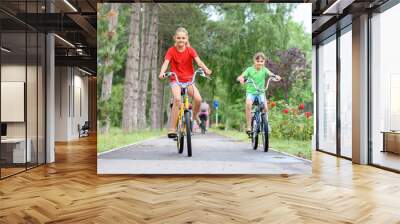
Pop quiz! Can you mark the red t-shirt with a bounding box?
[164,46,198,83]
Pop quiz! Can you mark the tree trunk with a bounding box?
[150,5,161,129]
[138,4,153,129]
[99,3,119,134]
[159,39,166,128]
[122,4,141,133]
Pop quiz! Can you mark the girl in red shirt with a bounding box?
[159,27,212,138]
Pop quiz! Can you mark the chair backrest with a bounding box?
[82,121,90,129]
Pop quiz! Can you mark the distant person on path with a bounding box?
[236,52,281,134]
[159,27,212,138]
[199,100,211,130]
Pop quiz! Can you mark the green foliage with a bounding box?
[289,77,313,105]
[109,84,124,127]
[97,84,124,127]
[97,4,131,79]
[97,4,132,130]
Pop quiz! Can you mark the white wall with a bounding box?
[55,67,89,141]
[55,66,69,141]
[1,65,41,137]
[1,63,46,164]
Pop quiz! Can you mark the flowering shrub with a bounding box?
[215,98,313,141]
[305,111,312,119]
[268,100,313,140]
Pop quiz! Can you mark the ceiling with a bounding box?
[0,0,97,75]
[310,0,391,43]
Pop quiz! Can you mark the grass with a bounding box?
[210,127,312,160]
[97,127,165,153]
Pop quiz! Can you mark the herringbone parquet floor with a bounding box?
[1,135,400,223]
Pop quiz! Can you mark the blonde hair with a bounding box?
[174,27,191,47]
[253,52,266,61]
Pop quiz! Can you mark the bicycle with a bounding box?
[199,113,207,134]
[244,74,280,152]
[163,68,211,157]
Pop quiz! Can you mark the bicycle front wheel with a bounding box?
[177,118,184,154]
[251,116,258,150]
[261,114,269,152]
[185,111,192,157]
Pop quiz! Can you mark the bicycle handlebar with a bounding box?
[244,74,280,93]
[163,68,211,87]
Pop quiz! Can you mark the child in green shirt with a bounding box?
[237,52,281,134]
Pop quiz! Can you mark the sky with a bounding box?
[291,3,312,34]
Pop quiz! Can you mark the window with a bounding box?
[0,1,46,179]
[370,3,400,171]
[340,27,352,158]
[318,35,337,154]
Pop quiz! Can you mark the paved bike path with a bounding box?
[97,132,311,174]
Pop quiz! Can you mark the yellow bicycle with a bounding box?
[163,68,211,157]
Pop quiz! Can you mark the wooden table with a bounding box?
[381,131,400,154]
[1,138,31,164]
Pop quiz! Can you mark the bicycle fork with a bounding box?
[260,111,271,134]
[177,92,190,134]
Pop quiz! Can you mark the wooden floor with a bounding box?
[1,135,400,223]
[1,167,26,177]
[373,151,400,171]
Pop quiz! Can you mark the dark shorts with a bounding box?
[199,114,208,120]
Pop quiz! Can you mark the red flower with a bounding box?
[283,109,289,114]
[298,103,305,110]
[305,111,312,119]
[270,101,276,107]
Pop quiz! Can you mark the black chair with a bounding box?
[78,121,90,138]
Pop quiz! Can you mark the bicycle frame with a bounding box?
[164,68,211,132]
[246,75,278,114]
[244,74,279,151]
[177,89,190,131]
[251,97,265,133]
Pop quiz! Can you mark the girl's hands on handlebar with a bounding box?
[204,68,212,76]
[271,74,282,81]
[159,72,174,80]
[238,76,245,84]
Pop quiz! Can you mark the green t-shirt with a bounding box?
[243,66,269,94]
